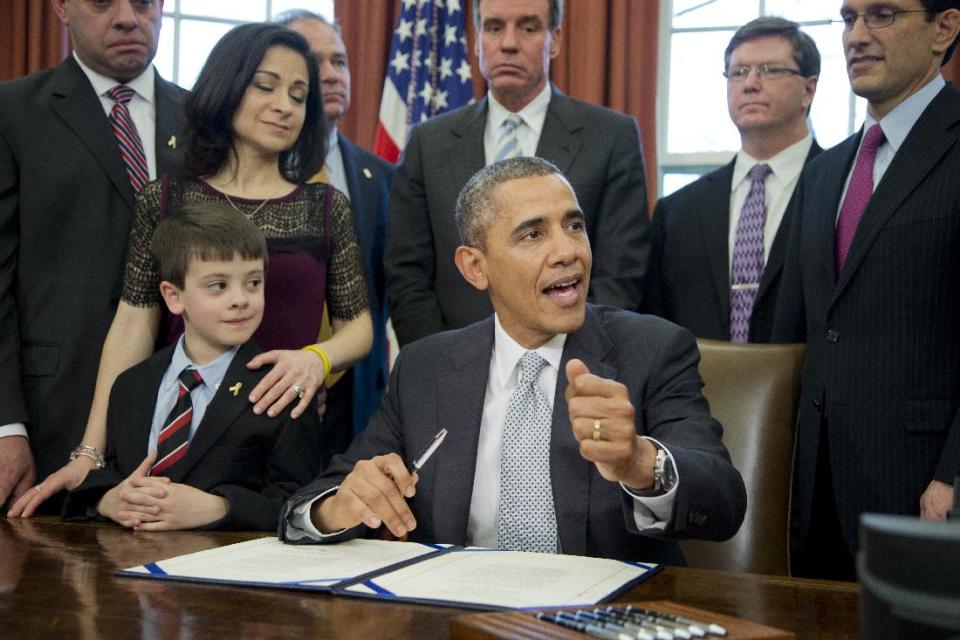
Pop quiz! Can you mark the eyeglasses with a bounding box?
[724,64,804,82]
[836,8,928,30]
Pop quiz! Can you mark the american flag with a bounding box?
[373,0,474,163]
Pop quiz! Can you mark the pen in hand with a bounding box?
[408,428,447,474]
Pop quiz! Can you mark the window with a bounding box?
[658,0,867,196]
[156,0,335,89]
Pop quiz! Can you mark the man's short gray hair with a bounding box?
[272,8,341,34]
[455,156,563,249]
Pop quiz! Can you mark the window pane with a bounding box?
[180,0,267,21]
[667,30,739,154]
[155,16,175,83]
[270,0,334,19]
[177,20,235,89]
[662,172,704,197]
[672,0,760,29]
[805,22,866,147]
[764,0,837,23]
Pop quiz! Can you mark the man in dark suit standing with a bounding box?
[386,0,649,347]
[1,0,185,512]
[279,10,395,459]
[773,0,960,580]
[645,17,821,343]
[280,158,746,562]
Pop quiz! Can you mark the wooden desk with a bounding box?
[0,518,859,639]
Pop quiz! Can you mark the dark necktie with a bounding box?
[835,124,886,274]
[152,368,203,476]
[497,351,558,553]
[730,163,772,343]
[107,85,149,192]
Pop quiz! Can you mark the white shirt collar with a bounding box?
[486,83,552,137]
[72,51,155,105]
[161,336,239,394]
[732,135,813,191]
[864,74,944,154]
[326,127,340,155]
[491,313,566,391]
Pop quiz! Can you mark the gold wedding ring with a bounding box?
[592,419,603,441]
[290,384,305,399]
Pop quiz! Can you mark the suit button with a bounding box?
[826,329,839,343]
[812,398,821,410]
[86,507,98,518]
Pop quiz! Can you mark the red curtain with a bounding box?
[0,1,68,81]
[335,0,660,203]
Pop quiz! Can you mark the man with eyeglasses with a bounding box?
[774,0,960,581]
[645,17,821,344]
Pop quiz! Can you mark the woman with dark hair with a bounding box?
[12,23,372,515]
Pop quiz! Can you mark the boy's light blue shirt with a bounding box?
[147,337,239,455]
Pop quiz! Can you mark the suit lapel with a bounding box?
[50,57,135,209]
[535,88,583,175]
[167,342,261,482]
[430,319,494,544]
[835,87,960,298]
[339,136,375,260]
[757,141,823,303]
[698,161,735,325]
[154,74,184,176]
[116,348,171,473]
[552,308,615,556]
[449,99,489,194]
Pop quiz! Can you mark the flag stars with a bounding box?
[391,50,411,74]
[447,0,461,12]
[397,19,414,42]
[416,18,428,37]
[439,57,453,80]
[456,59,472,84]
[444,24,458,46]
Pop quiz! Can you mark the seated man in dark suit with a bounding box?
[645,17,821,343]
[280,157,746,562]
[64,204,318,531]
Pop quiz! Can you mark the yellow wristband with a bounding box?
[302,344,332,380]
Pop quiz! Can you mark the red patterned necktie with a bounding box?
[835,124,886,274]
[107,85,149,192]
[151,368,204,476]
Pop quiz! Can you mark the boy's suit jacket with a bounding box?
[645,142,821,342]
[63,340,319,531]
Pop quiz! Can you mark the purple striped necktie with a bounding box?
[835,123,885,274]
[107,85,149,192]
[730,163,772,343]
[151,368,203,476]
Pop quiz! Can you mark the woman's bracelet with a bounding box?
[302,344,332,381]
[69,444,106,470]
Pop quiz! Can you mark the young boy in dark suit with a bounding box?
[64,203,319,530]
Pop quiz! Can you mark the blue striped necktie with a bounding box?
[494,114,523,163]
[107,85,149,191]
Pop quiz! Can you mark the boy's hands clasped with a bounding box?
[98,451,228,531]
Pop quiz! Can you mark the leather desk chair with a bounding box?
[679,339,805,576]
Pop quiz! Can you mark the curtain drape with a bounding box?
[0,1,68,81]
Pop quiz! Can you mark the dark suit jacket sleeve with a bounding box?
[629,323,747,540]
[204,409,320,532]
[279,351,410,543]
[642,197,668,318]
[0,110,27,425]
[770,175,807,343]
[385,126,447,346]
[587,115,649,312]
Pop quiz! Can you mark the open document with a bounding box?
[119,538,660,610]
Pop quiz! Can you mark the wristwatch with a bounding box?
[651,446,677,493]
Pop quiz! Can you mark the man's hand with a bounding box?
[312,453,418,538]
[920,479,955,521]
[0,436,36,512]
[565,359,657,489]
